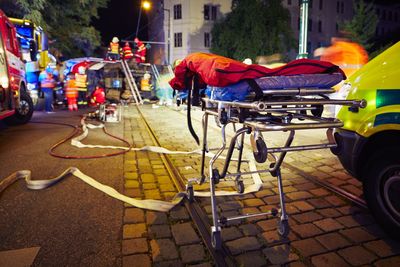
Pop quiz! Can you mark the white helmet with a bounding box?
[78,66,85,75]
[243,58,252,65]
[112,37,119,43]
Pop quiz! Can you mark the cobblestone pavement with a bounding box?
[121,104,400,266]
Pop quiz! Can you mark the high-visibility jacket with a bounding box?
[39,71,56,89]
[123,45,134,59]
[75,73,87,91]
[90,87,105,106]
[134,42,146,63]
[110,42,120,54]
[65,79,78,99]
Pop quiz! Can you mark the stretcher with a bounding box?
[182,71,366,250]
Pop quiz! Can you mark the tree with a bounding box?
[211,0,295,61]
[341,0,378,51]
[1,0,108,58]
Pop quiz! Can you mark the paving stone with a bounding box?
[261,230,285,244]
[364,239,400,258]
[263,244,299,265]
[141,173,156,183]
[219,201,243,211]
[124,188,142,198]
[153,260,183,267]
[336,215,360,228]
[307,198,331,209]
[144,189,162,200]
[243,198,265,207]
[290,201,314,212]
[291,223,323,238]
[158,176,172,184]
[339,227,376,243]
[169,206,190,221]
[187,264,212,267]
[159,183,176,192]
[374,256,400,267]
[313,218,345,232]
[291,238,327,257]
[263,195,281,205]
[292,211,323,224]
[180,244,205,264]
[150,239,179,262]
[316,232,351,251]
[257,218,279,232]
[309,188,330,197]
[122,238,148,255]
[225,236,262,255]
[122,254,151,267]
[255,189,276,198]
[123,223,147,239]
[286,191,313,201]
[125,180,140,189]
[125,172,139,180]
[337,205,363,215]
[146,211,168,225]
[288,261,308,267]
[311,252,350,267]
[235,251,268,267]
[142,183,157,190]
[341,184,363,196]
[239,224,260,236]
[292,183,318,191]
[325,195,346,206]
[221,227,243,241]
[352,213,375,226]
[317,208,341,218]
[148,225,171,239]
[337,246,377,266]
[171,222,201,245]
[124,208,145,223]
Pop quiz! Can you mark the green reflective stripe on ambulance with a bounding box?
[376,90,400,108]
[374,113,400,126]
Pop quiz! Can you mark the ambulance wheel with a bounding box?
[363,148,400,239]
[211,231,222,250]
[236,180,244,194]
[5,89,34,125]
[186,185,194,203]
[253,139,268,163]
[278,219,290,237]
[311,104,324,117]
[212,169,220,184]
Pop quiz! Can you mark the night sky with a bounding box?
[92,0,149,47]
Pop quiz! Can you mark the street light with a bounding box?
[163,7,171,65]
[136,1,152,38]
[297,0,309,59]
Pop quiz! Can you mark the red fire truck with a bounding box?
[0,10,33,124]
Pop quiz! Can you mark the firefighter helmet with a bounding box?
[112,37,119,43]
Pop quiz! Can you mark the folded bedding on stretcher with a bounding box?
[210,72,344,101]
[169,52,346,91]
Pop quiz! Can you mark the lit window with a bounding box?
[204,32,210,47]
[174,32,182,47]
[174,4,182,20]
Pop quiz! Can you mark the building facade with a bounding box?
[148,0,400,64]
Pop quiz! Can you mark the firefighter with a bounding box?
[134,37,146,64]
[108,37,122,60]
[65,73,78,111]
[122,42,134,60]
[89,82,106,107]
[75,66,88,107]
[39,66,56,113]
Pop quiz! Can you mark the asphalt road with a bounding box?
[0,110,125,266]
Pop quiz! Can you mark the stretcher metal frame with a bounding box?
[185,84,366,250]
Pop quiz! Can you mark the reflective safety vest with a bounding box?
[75,73,87,91]
[123,45,134,59]
[65,80,78,99]
[110,42,120,54]
[40,71,56,89]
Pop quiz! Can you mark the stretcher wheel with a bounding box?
[253,139,268,163]
[211,231,222,250]
[298,109,307,121]
[186,185,194,203]
[311,104,324,117]
[236,180,244,194]
[176,98,181,106]
[212,169,220,184]
[278,219,290,237]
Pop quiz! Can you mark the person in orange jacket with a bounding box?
[122,42,134,60]
[75,66,88,107]
[134,37,146,64]
[39,66,56,113]
[64,73,78,111]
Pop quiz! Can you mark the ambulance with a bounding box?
[333,42,400,238]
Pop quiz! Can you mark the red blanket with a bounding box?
[169,52,345,90]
